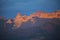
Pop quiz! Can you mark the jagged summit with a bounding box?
[15,12,22,18]
[6,19,12,24]
[11,10,60,29]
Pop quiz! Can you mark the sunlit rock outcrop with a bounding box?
[6,19,12,24]
[13,12,23,28]
[13,13,35,29]
[32,10,60,18]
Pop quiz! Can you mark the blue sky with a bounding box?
[0,0,60,18]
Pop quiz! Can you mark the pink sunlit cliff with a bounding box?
[11,10,60,29]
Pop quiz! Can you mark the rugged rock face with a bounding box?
[12,10,60,28]
[6,19,12,24]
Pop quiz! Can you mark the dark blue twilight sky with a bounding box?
[0,0,60,19]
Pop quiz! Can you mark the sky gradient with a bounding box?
[0,0,60,18]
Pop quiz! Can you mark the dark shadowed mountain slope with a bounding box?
[0,17,60,40]
[0,10,60,40]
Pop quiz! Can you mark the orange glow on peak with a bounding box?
[6,19,12,24]
[12,10,60,28]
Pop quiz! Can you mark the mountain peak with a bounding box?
[6,19,12,24]
[5,10,60,29]
[15,12,22,18]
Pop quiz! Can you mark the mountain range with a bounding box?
[0,10,60,40]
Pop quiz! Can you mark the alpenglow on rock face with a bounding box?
[11,10,60,29]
